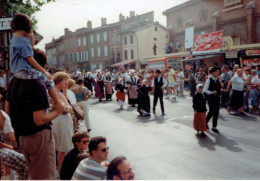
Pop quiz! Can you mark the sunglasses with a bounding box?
[80,140,89,144]
[100,147,109,152]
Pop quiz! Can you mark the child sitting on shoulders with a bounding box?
[10,13,59,105]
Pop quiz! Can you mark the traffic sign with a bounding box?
[0,18,12,31]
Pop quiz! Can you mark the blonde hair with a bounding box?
[52,72,70,85]
[68,79,76,89]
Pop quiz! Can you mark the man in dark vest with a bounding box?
[203,67,223,133]
[152,70,167,115]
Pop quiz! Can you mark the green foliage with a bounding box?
[4,0,55,30]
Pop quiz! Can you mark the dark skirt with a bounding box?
[95,81,104,99]
[106,94,112,99]
[137,94,150,114]
[85,82,93,93]
[228,89,244,109]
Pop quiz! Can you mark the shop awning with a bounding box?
[111,60,136,68]
[179,54,223,62]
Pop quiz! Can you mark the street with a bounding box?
[88,90,260,180]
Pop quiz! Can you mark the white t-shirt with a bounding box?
[0,110,14,134]
[177,72,184,82]
[231,75,244,91]
[251,75,259,86]
[0,77,6,88]
[67,90,77,105]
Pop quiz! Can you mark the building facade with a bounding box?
[45,11,158,71]
[163,0,260,52]
[120,22,167,69]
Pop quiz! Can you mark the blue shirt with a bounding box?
[10,36,33,73]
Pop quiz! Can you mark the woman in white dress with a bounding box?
[52,72,74,174]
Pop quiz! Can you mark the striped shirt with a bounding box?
[72,158,107,180]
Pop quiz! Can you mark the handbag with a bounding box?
[72,103,85,120]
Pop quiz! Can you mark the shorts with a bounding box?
[14,69,54,89]
[168,82,176,88]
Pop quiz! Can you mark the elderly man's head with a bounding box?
[107,156,135,180]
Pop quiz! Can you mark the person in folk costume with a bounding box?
[203,67,223,133]
[137,79,152,116]
[188,69,197,97]
[112,70,119,84]
[94,70,105,102]
[104,72,114,101]
[151,70,167,115]
[192,84,207,136]
[126,70,141,107]
[115,78,126,108]
[84,72,94,94]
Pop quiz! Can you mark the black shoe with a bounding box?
[162,112,165,115]
[212,128,219,133]
[200,132,206,137]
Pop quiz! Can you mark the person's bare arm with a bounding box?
[224,80,233,92]
[0,110,5,129]
[57,91,73,114]
[33,103,66,126]
[7,132,16,147]
[0,141,14,150]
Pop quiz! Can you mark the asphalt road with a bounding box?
[87,90,260,180]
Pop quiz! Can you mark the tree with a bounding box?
[3,0,55,30]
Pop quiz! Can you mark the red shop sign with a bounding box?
[193,30,223,54]
[242,58,260,67]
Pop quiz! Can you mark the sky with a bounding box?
[34,0,190,50]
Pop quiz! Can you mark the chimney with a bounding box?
[101,18,107,26]
[64,28,69,35]
[87,21,92,29]
[130,11,135,18]
[119,13,125,22]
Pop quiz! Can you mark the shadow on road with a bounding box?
[196,132,242,152]
[196,133,216,151]
[230,113,259,122]
[136,114,168,124]
[90,101,102,105]
[113,108,125,113]
[218,114,229,122]
[125,106,138,112]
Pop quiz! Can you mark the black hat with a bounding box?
[156,70,161,74]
